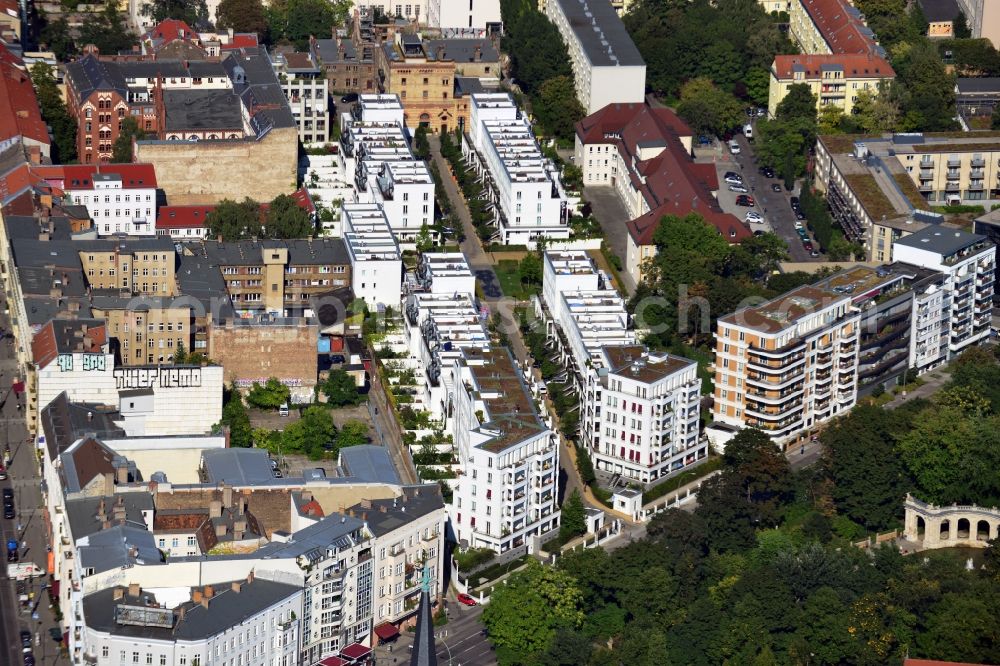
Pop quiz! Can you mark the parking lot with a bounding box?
[710,125,820,263]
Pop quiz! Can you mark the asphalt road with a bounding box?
[718,132,820,263]
[585,186,638,294]
[371,601,496,666]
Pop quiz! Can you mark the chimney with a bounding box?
[209,500,222,518]
[97,498,107,521]
[379,505,387,513]
[474,45,482,61]
[437,45,445,61]
[113,587,124,601]
[301,490,312,502]
[177,606,186,623]
[231,581,242,593]
[247,571,254,583]
[192,589,203,603]
[201,596,210,610]
[215,524,227,537]
[204,585,213,598]
[128,583,140,598]
[360,499,372,509]
[222,485,233,508]
[116,464,129,484]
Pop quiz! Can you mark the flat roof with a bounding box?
[552,0,645,67]
[719,285,850,334]
[893,225,990,256]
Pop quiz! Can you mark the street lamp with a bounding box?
[437,634,454,666]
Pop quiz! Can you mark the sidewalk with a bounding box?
[884,367,952,409]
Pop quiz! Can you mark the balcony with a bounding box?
[946,170,961,179]
[972,156,986,168]
[947,158,961,168]
[745,399,803,420]
[919,169,934,180]
[745,386,804,403]
[945,181,961,191]
[968,181,984,191]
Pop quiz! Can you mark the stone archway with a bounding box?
[977,520,991,541]
[957,518,971,539]
[940,519,950,541]
[904,494,1000,551]
[916,516,926,541]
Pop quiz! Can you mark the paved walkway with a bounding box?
[884,367,952,409]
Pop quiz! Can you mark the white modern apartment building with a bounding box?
[272,49,330,145]
[544,0,646,113]
[405,291,490,417]
[50,165,158,236]
[712,285,861,443]
[585,346,703,484]
[427,0,502,31]
[892,226,996,356]
[340,95,433,243]
[412,252,476,295]
[450,346,560,553]
[342,203,403,308]
[80,577,303,666]
[462,94,569,246]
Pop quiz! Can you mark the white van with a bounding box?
[743,123,753,139]
[279,403,289,417]
[728,140,741,154]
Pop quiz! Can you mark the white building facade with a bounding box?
[65,172,158,237]
[427,0,502,32]
[342,203,403,308]
[272,50,330,145]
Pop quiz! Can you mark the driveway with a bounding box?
[584,186,637,294]
[718,132,817,263]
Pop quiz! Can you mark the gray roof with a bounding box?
[42,318,106,354]
[3,212,74,241]
[176,253,237,322]
[66,493,154,541]
[455,76,485,96]
[424,39,499,64]
[552,0,645,67]
[202,448,276,486]
[353,485,443,538]
[314,38,364,64]
[338,445,399,484]
[65,55,128,100]
[77,524,162,572]
[196,238,350,266]
[163,89,244,131]
[893,225,989,256]
[116,60,189,80]
[917,0,960,22]
[224,48,297,132]
[254,512,365,561]
[82,578,300,641]
[40,392,125,462]
[186,60,228,78]
[956,77,1000,95]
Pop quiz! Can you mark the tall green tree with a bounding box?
[219,387,253,447]
[31,63,77,164]
[216,0,268,37]
[676,77,745,136]
[533,75,585,141]
[205,198,260,240]
[268,0,351,49]
[142,0,208,26]
[246,377,291,409]
[953,10,971,38]
[39,15,75,61]
[319,369,363,406]
[266,193,313,238]
[282,405,335,459]
[112,117,145,163]
[559,489,586,541]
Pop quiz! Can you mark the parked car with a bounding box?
[758,166,775,178]
[794,221,804,230]
[770,183,782,192]
[736,199,755,208]
[745,211,764,223]
[803,241,814,251]
[794,210,806,221]
[4,500,14,519]
[7,538,18,562]
[724,174,744,186]
[728,183,749,194]
[790,196,800,207]
[20,631,31,650]
[757,108,767,117]
[340,93,359,103]
[0,465,6,480]
[810,250,821,258]
[728,140,741,154]
[698,135,713,145]
[457,593,477,606]
[329,354,346,364]
[743,124,753,139]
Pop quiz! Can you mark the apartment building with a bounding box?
[892,226,996,356]
[311,15,379,97]
[81,578,303,666]
[462,93,569,246]
[78,238,177,295]
[814,132,1000,261]
[544,0,646,113]
[376,33,459,133]
[789,0,881,55]
[412,252,477,296]
[0,44,50,159]
[427,0,502,32]
[34,164,159,236]
[955,0,1000,48]
[272,48,330,145]
[712,285,861,443]
[768,53,895,117]
[574,103,749,283]
[195,239,351,317]
[154,205,213,241]
[90,295,191,366]
[450,346,560,553]
[342,203,403,308]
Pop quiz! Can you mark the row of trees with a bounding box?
[499,0,585,142]
[30,64,77,164]
[206,194,314,240]
[439,129,495,241]
[483,426,1000,665]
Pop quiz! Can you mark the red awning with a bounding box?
[50,579,59,596]
[12,381,24,394]
[319,658,348,666]
[374,623,400,641]
[340,643,372,661]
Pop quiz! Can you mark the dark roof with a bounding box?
[66,55,128,100]
[163,89,243,131]
[31,318,106,368]
[314,38,366,64]
[454,76,485,96]
[956,77,1000,95]
[175,253,237,322]
[196,238,350,266]
[116,60,189,80]
[551,0,644,67]
[186,60,227,78]
[82,578,301,641]
[338,445,399,484]
[66,493,154,542]
[424,39,499,63]
[353,485,443,537]
[40,392,125,463]
[917,0,960,22]
[202,448,275,485]
[223,48,297,132]
[893,225,989,256]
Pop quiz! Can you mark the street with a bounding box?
[0,293,66,665]
[372,601,496,666]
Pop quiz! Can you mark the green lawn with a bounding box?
[494,260,539,299]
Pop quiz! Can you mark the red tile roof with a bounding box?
[578,103,749,244]
[0,163,35,203]
[222,34,260,50]
[0,46,51,149]
[146,19,198,46]
[772,53,894,80]
[33,163,158,190]
[799,0,877,54]
[157,204,215,229]
[31,319,108,368]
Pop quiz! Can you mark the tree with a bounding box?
[173,340,187,364]
[992,103,1000,130]
[915,593,1000,663]
[79,3,134,55]
[320,369,363,406]
[776,83,818,122]
[560,489,586,541]
[142,0,207,26]
[954,10,971,39]
[481,560,584,658]
[219,387,253,447]
[270,0,352,50]
[415,224,434,252]
[216,0,267,37]
[332,420,369,455]
[677,78,745,136]
[533,76,585,141]
[112,117,145,163]
[501,9,572,95]
[266,193,313,238]
[246,377,291,409]
[413,125,430,160]
[817,105,845,135]
[744,67,771,106]
[894,39,958,131]
[39,15,75,61]
[205,198,260,240]
[31,63,76,164]
[519,252,542,286]
[282,405,335,459]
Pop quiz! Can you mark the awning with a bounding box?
[318,658,348,666]
[49,578,59,596]
[340,643,372,661]
[374,623,400,641]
